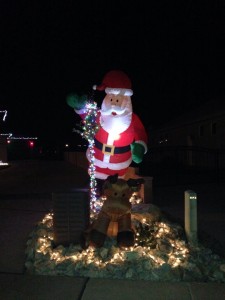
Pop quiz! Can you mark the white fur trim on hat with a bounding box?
[105,87,133,96]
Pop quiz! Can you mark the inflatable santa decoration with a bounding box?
[67,70,148,181]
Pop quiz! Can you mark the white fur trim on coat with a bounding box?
[94,171,125,180]
[86,149,132,170]
[105,87,133,96]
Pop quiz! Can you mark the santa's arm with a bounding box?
[131,114,148,164]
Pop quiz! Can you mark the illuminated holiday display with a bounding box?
[22,72,225,281]
[67,70,148,215]
[26,213,190,275]
[67,70,148,181]
[24,210,225,282]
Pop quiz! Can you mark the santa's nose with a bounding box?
[111,100,120,106]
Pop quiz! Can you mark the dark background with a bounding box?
[1,1,225,150]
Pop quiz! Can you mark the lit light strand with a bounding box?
[7,136,38,140]
[0,133,12,137]
[80,100,100,215]
[26,212,192,277]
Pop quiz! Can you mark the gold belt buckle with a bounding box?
[102,144,115,155]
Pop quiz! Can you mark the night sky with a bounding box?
[1,1,225,149]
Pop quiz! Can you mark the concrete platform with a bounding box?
[0,275,225,300]
[0,274,88,300]
[82,279,225,300]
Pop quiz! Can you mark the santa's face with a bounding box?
[101,94,132,116]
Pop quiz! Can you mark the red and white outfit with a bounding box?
[75,70,148,180]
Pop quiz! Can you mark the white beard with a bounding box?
[100,96,133,135]
[100,111,132,134]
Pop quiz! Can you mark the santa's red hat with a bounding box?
[93,70,133,96]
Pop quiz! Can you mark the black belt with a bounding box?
[94,138,130,155]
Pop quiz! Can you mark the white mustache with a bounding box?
[101,106,126,116]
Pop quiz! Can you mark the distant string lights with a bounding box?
[0,133,38,141]
[7,136,38,140]
[0,110,7,121]
[1,133,38,148]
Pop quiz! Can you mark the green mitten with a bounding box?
[66,93,87,110]
[130,142,145,164]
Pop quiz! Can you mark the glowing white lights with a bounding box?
[26,212,191,278]
[80,101,100,215]
[8,136,38,140]
[1,133,38,141]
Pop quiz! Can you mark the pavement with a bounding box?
[0,159,225,300]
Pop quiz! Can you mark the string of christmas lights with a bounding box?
[80,100,100,216]
[7,136,38,140]
[0,133,12,137]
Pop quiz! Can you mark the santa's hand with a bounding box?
[66,93,87,110]
[130,143,145,164]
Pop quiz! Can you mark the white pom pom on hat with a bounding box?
[93,70,133,96]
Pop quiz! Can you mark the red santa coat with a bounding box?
[77,109,148,180]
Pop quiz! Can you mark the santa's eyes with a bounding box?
[110,99,119,102]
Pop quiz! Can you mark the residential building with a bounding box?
[150,98,225,149]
